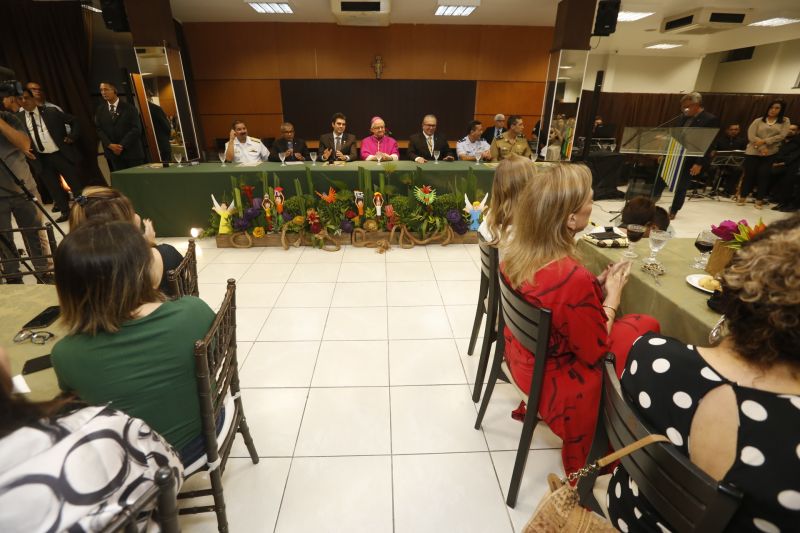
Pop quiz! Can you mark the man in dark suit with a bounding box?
[654,92,720,219]
[148,99,172,163]
[269,122,310,162]
[318,112,357,163]
[94,82,145,171]
[481,114,506,143]
[407,114,453,163]
[18,89,81,220]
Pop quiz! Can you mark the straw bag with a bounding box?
[523,434,669,533]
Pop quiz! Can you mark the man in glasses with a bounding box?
[269,122,309,162]
[407,114,453,164]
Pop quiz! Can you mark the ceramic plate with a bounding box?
[686,274,715,294]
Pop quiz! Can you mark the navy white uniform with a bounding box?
[224,136,269,163]
[456,136,491,160]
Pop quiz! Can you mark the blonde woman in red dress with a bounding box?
[501,163,660,474]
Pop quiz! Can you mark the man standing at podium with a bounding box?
[654,92,719,219]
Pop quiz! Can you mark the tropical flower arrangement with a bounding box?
[711,218,767,249]
[204,170,483,244]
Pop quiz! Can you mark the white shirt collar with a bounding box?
[108,98,119,108]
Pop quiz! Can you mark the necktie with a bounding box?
[110,104,117,120]
[334,136,341,159]
[29,112,45,152]
[426,136,433,155]
[496,129,501,139]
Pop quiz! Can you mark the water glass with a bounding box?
[644,229,670,266]
[218,152,226,167]
[310,151,318,166]
[475,152,482,165]
[279,151,287,166]
[174,152,183,167]
[433,150,440,164]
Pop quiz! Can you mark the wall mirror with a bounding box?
[538,49,589,161]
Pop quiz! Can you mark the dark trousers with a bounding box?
[653,164,694,214]
[741,155,775,201]
[105,150,145,171]
[0,194,46,277]
[38,151,82,210]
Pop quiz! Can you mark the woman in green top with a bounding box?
[51,221,216,465]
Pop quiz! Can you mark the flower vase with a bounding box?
[705,240,735,276]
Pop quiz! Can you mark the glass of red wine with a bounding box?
[693,229,718,269]
[623,224,646,259]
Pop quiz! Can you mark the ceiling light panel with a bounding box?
[617,11,654,22]
[435,0,479,17]
[748,17,800,27]
[645,42,685,49]
[247,2,293,14]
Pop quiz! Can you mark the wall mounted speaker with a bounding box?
[593,0,620,36]
[100,0,130,32]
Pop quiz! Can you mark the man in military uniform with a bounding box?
[456,120,492,161]
[490,115,532,160]
[224,120,269,164]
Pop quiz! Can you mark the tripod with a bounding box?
[0,156,66,237]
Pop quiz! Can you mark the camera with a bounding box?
[0,80,23,98]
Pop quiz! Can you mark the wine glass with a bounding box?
[623,224,646,259]
[218,152,226,167]
[433,150,440,164]
[174,152,183,167]
[475,152,482,165]
[692,229,718,269]
[643,229,671,266]
[279,151,287,166]
[530,152,537,163]
[376,153,382,166]
[310,151,318,166]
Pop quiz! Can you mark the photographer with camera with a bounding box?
[0,88,48,283]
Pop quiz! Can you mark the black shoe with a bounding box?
[772,204,785,211]
[51,206,61,213]
[778,204,798,213]
[55,213,69,223]
[5,277,24,284]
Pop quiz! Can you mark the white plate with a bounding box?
[686,274,715,294]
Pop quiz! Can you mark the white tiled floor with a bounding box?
[25,194,792,532]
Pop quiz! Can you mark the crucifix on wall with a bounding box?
[372,55,384,79]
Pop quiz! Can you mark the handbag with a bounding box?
[523,434,669,533]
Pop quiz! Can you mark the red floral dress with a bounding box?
[501,257,660,474]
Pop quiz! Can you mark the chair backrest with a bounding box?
[100,466,179,533]
[0,223,57,283]
[497,273,551,363]
[477,233,498,280]
[167,238,199,298]
[193,278,240,468]
[581,355,742,532]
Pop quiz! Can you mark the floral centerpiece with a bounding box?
[711,218,767,249]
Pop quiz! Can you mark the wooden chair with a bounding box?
[101,466,180,533]
[178,279,259,532]
[167,238,199,298]
[577,354,743,532]
[0,223,57,284]
[469,234,501,402]
[474,273,552,508]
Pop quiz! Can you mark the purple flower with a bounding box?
[711,219,747,241]
[245,207,261,220]
[451,219,469,235]
[340,219,354,233]
[253,197,263,209]
[445,209,461,224]
[282,212,293,223]
[233,217,249,232]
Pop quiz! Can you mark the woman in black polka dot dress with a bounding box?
[606,214,800,533]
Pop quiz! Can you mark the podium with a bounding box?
[620,127,719,193]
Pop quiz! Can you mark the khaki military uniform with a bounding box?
[490,135,532,161]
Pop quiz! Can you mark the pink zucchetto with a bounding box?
[370,116,384,127]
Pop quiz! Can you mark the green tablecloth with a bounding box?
[577,237,721,347]
[2,285,62,401]
[112,161,498,236]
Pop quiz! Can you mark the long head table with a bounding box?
[112,161,499,237]
[2,285,62,401]
[576,237,722,347]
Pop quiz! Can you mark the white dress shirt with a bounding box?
[457,136,490,159]
[24,107,58,154]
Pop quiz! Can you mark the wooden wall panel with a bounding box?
[184,23,552,82]
[194,80,283,115]
[182,22,553,147]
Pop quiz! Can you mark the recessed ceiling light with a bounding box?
[557,76,571,80]
[247,2,293,14]
[559,65,574,69]
[436,1,478,16]
[617,11,654,22]
[748,17,800,27]
[645,42,686,50]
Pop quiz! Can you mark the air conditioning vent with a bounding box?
[661,8,749,35]
[332,0,390,26]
